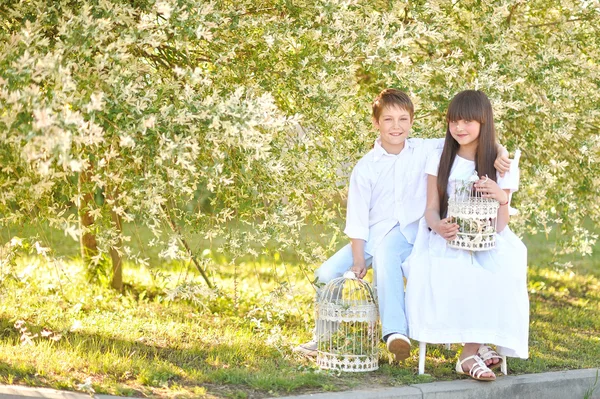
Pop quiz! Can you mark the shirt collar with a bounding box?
[373,138,412,162]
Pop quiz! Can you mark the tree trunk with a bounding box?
[109,193,123,291]
[79,168,98,267]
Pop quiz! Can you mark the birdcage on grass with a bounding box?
[447,172,499,251]
[315,271,379,372]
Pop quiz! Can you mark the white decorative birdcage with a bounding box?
[315,271,379,372]
[447,173,499,251]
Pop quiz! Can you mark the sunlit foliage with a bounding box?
[1,0,599,282]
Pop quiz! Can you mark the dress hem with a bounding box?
[409,327,529,359]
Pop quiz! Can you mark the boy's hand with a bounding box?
[350,259,367,279]
[494,150,511,178]
[434,217,459,241]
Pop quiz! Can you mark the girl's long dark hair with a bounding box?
[438,90,498,218]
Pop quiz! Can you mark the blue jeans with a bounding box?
[314,225,413,338]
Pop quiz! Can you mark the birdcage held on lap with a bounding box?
[447,172,499,251]
[315,271,380,372]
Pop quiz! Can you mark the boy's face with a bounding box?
[373,105,413,154]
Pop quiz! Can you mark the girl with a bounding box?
[403,90,529,381]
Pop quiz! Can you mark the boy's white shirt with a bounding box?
[344,137,445,255]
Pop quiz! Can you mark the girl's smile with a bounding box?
[449,119,481,151]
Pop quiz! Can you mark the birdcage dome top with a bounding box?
[317,271,378,323]
[319,271,376,305]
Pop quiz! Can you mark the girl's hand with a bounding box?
[434,217,460,241]
[474,177,508,203]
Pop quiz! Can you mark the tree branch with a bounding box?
[162,203,214,289]
[506,3,521,27]
[414,39,434,57]
[527,17,592,28]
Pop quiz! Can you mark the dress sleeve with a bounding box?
[425,149,443,176]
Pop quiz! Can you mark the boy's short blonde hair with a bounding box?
[372,88,414,121]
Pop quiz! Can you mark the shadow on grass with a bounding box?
[2,307,600,398]
[0,317,335,398]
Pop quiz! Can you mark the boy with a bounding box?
[295,89,509,361]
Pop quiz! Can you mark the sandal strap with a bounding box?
[459,355,493,379]
[470,356,492,378]
[478,345,502,361]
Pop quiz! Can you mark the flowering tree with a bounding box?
[1,0,599,289]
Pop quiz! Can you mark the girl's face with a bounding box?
[449,119,481,149]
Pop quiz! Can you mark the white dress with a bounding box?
[403,150,529,358]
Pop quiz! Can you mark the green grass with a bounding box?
[0,227,599,398]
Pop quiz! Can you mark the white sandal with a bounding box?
[477,344,503,370]
[455,354,496,381]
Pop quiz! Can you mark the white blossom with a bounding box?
[85,91,104,112]
[68,159,83,172]
[119,135,135,148]
[155,1,173,19]
[33,108,55,129]
[143,115,156,128]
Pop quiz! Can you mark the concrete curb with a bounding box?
[0,385,141,399]
[278,369,600,399]
[0,369,598,399]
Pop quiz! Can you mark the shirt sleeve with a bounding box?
[425,149,443,176]
[344,165,371,241]
[421,137,445,152]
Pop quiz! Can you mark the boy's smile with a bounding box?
[373,105,413,155]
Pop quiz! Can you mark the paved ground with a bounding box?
[0,369,598,399]
[0,384,129,399]
[280,369,600,399]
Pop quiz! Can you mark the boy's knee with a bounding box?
[373,254,407,278]
[314,266,342,284]
[373,246,412,269]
